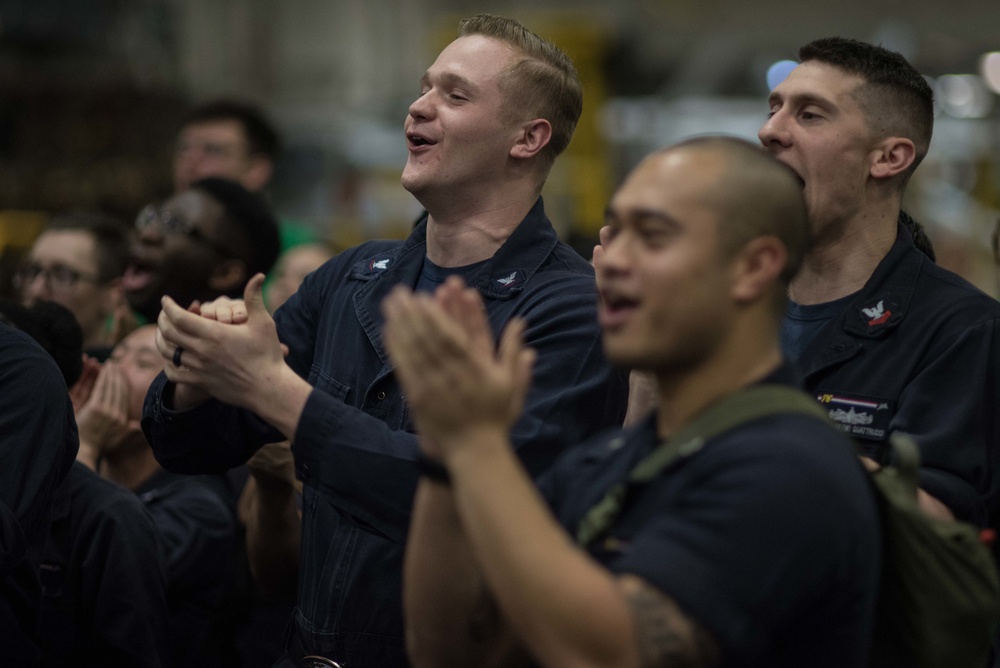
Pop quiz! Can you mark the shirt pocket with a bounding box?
[309,364,350,403]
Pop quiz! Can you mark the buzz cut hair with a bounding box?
[458,14,583,172]
[799,37,934,184]
[671,136,811,288]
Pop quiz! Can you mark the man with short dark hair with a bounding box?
[16,211,131,356]
[123,177,281,322]
[142,14,627,667]
[760,37,1000,526]
[173,99,316,256]
[390,137,880,668]
[174,100,280,194]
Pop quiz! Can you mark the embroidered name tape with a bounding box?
[817,393,894,441]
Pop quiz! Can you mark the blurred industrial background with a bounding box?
[2,0,1000,293]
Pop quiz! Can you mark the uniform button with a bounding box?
[377,391,386,400]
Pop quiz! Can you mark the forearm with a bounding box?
[244,363,312,442]
[76,440,99,471]
[240,477,301,601]
[444,429,637,668]
[405,481,525,668]
[144,372,294,473]
[918,489,956,522]
[862,456,956,522]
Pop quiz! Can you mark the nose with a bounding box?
[407,90,436,123]
[758,111,790,151]
[22,272,52,301]
[135,222,164,246]
[173,149,203,189]
[595,228,630,276]
[174,152,197,179]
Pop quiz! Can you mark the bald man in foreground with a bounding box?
[383,137,881,668]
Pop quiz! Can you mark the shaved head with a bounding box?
[665,136,811,285]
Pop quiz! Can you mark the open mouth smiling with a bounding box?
[407,132,437,149]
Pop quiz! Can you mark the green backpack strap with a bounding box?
[576,384,830,546]
[874,431,921,511]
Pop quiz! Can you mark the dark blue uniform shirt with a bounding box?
[38,462,169,668]
[0,324,77,666]
[539,366,881,667]
[142,198,629,666]
[789,218,1000,526]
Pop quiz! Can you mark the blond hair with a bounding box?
[458,14,583,172]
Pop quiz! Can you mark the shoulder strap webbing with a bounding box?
[575,384,830,546]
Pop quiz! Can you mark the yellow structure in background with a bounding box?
[0,210,47,251]
[543,17,613,239]
[0,210,48,298]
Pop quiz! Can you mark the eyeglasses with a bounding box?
[134,204,235,257]
[14,262,101,292]
[175,139,249,159]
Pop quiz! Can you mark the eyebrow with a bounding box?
[768,90,837,112]
[419,71,480,94]
[605,206,680,228]
[111,341,158,357]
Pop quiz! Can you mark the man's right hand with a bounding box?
[382,276,535,461]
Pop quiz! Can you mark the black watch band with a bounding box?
[415,452,451,485]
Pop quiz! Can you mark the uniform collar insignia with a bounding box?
[494,270,522,290]
[861,299,890,326]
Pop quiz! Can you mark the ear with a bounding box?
[241,156,274,192]
[208,259,249,294]
[730,236,787,305]
[510,119,553,161]
[869,137,916,180]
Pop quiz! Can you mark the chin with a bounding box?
[400,162,427,189]
[400,176,423,198]
[604,343,647,371]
